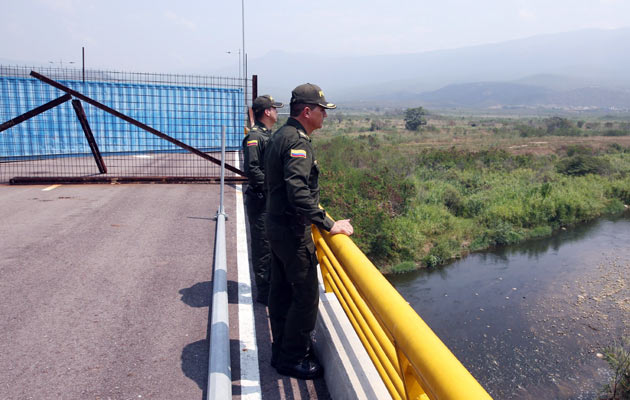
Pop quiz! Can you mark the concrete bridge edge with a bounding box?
[314,271,392,400]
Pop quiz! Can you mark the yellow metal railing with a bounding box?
[312,224,493,400]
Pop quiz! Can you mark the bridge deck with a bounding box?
[0,183,329,399]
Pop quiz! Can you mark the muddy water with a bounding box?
[387,212,630,399]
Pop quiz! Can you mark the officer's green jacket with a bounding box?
[242,121,271,193]
[265,118,335,231]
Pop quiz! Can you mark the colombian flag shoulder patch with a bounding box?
[247,140,258,147]
[290,149,307,158]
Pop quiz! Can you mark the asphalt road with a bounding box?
[0,184,226,399]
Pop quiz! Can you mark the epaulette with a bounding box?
[297,129,309,140]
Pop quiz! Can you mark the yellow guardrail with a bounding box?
[312,224,493,400]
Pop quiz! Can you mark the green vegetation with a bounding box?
[314,112,630,273]
[404,107,428,131]
[600,337,630,399]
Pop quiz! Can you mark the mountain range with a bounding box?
[241,27,630,111]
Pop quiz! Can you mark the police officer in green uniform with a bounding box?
[242,95,283,305]
[265,83,353,379]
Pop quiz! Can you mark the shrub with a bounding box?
[603,198,625,214]
[544,116,580,136]
[603,130,630,137]
[370,119,386,131]
[529,225,553,238]
[517,124,545,137]
[488,221,524,246]
[556,155,611,176]
[600,337,630,400]
[566,145,593,157]
[442,185,465,215]
[608,181,630,204]
[462,197,485,217]
[609,143,625,153]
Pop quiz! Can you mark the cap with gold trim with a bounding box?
[290,83,336,109]
[252,95,284,113]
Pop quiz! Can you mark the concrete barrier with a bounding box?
[314,271,391,400]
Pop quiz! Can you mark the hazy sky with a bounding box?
[2,0,629,76]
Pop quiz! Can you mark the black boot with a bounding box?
[276,358,324,380]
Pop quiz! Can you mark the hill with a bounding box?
[242,27,630,110]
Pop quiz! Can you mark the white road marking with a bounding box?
[236,182,262,399]
[42,185,60,191]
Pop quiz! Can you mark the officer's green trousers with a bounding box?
[267,226,319,364]
[245,196,271,302]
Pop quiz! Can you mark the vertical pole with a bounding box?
[252,75,258,103]
[71,99,107,174]
[220,126,226,215]
[82,47,85,83]
[242,0,246,105]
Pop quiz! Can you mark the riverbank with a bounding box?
[315,123,630,273]
[387,213,630,399]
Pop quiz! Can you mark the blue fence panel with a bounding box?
[0,76,244,159]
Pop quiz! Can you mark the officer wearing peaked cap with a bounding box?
[242,94,283,305]
[264,83,353,380]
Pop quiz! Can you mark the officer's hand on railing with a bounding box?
[330,219,353,236]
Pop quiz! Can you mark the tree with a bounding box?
[544,116,573,134]
[404,107,427,131]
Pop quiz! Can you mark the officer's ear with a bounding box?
[303,105,313,118]
[264,108,272,118]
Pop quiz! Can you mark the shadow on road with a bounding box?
[181,339,208,393]
[179,281,212,308]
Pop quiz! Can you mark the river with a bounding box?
[387,211,630,399]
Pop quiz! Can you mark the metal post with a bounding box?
[207,125,230,399]
[71,99,107,173]
[219,126,226,215]
[82,47,85,83]
[242,0,246,106]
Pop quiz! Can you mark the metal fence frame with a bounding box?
[1,66,253,184]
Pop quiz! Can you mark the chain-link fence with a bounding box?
[0,66,250,184]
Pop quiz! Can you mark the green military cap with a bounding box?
[290,83,336,109]
[252,95,284,113]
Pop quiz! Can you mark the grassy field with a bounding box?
[307,112,630,273]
